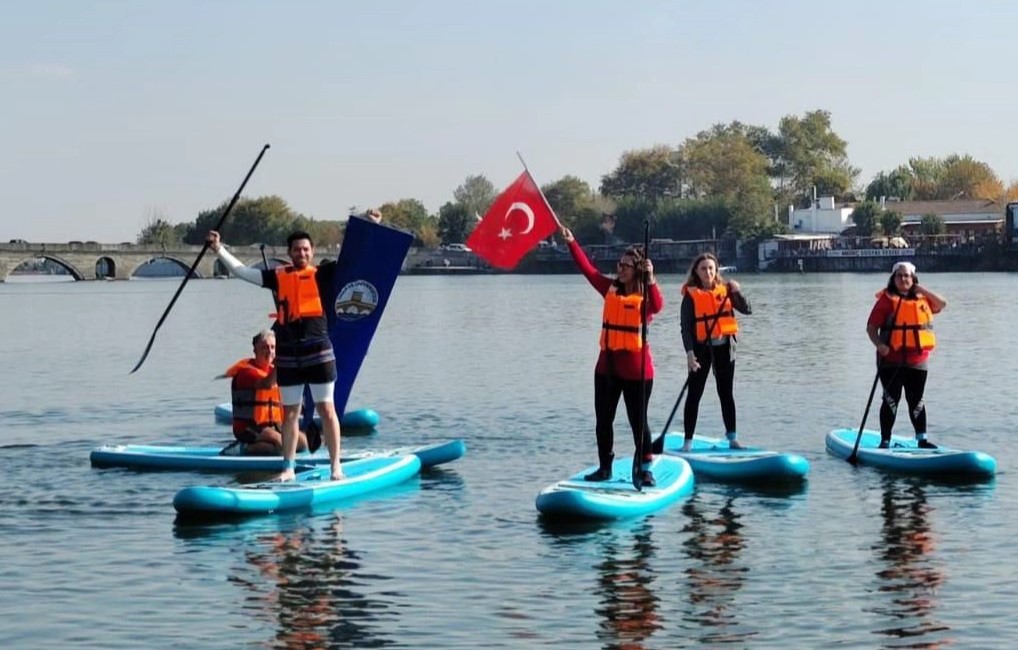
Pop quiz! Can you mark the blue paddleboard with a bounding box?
[90,439,466,472]
[657,433,809,482]
[535,456,694,521]
[213,403,380,431]
[173,454,421,517]
[826,428,996,478]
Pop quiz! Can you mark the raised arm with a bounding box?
[561,226,611,295]
[207,231,264,285]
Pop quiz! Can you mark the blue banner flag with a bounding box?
[318,216,413,416]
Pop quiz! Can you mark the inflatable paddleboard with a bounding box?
[657,433,809,482]
[90,439,466,472]
[173,455,421,518]
[536,455,694,521]
[826,428,996,478]
[213,403,380,431]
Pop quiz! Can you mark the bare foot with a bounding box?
[729,440,746,450]
[680,441,693,452]
[331,467,345,481]
[277,469,296,482]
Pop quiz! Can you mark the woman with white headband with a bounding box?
[865,261,948,448]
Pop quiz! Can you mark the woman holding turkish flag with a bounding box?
[561,226,663,486]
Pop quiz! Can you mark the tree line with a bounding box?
[138,109,1018,248]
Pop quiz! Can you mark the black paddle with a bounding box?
[632,221,651,491]
[130,143,270,374]
[847,295,905,464]
[650,291,731,454]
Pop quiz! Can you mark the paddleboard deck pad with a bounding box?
[536,455,694,521]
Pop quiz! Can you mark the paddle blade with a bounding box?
[631,455,643,491]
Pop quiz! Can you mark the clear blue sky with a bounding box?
[2,0,1015,242]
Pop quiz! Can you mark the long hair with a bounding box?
[684,252,724,290]
[613,245,646,295]
[885,261,919,298]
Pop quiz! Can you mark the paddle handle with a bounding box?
[130,144,270,374]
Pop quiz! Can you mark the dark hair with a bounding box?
[612,245,647,294]
[287,231,314,249]
[684,252,725,289]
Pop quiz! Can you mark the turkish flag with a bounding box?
[467,171,559,270]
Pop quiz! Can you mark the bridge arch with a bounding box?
[3,255,85,281]
[127,256,203,279]
[95,257,116,280]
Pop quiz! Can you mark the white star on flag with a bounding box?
[498,227,512,240]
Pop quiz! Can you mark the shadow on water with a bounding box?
[176,510,401,649]
[678,492,757,646]
[867,476,952,648]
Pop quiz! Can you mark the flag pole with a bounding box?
[516,151,563,227]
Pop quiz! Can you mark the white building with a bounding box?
[788,196,855,234]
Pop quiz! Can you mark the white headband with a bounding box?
[892,261,916,276]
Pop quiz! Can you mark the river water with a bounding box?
[1,271,1015,648]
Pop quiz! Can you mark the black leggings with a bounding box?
[878,365,928,439]
[594,374,654,469]
[683,342,736,439]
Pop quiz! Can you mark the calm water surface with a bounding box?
[1,272,1015,649]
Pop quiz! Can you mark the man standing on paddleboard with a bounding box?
[207,209,382,481]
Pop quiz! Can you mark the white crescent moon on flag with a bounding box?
[505,202,535,235]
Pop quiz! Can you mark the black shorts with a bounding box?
[275,338,337,387]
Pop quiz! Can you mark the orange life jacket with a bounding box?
[600,286,643,352]
[274,266,324,325]
[224,358,282,435]
[682,283,738,343]
[879,291,936,352]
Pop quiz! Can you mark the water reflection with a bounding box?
[233,512,399,649]
[869,477,950,648]
[593,521,662,650]
[680,495,754,645]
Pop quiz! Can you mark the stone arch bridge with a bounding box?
[0,241,292,281]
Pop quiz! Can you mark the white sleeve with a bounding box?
[215,247,264,285]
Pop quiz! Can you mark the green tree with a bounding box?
[185,195,305,245]
[379,198,434,243]
[292,217,343,248]
[453,175,497,219]
[772,110,859,206]
[919,213,946,235]
[600,145,682,201]
[654,197,731,240]
[879,209,903,235]
[418,221,442,248]
[938,154,1000,200]
[541,175,593,222]
[906,157,946,200]
[866,168,914,201]
[677,125,773,237]
[850,200,880,236]
[437,201,472,245]
[137,218,181,247]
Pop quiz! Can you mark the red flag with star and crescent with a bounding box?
[467,171,559,270]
